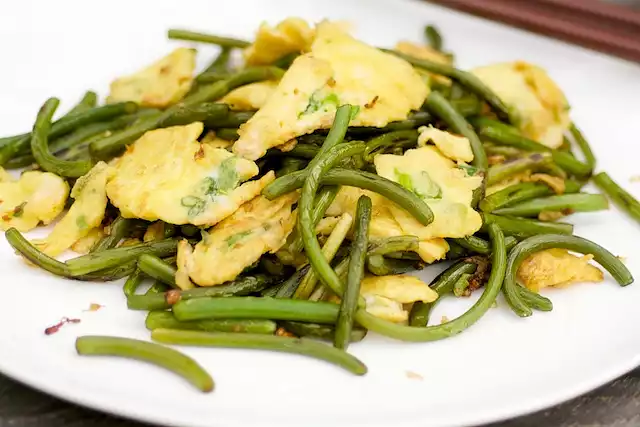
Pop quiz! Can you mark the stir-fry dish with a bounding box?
[1,19,637,390]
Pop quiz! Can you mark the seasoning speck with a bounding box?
[44,317,81,335]
[275,327,295,337]
[440,315,449,324]
[364,95,379,109]
[84,303,104,312]
[194,144,205,161]
[165,290,182,305]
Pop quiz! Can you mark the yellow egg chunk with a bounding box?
[528,173,566,194]
[70,227,105,254]
[177,192,299,286]
[233,21,429,160]
[0,168,12,182]
[363,295,410,323]
[275,138,298,153]
[34,162,111,257]
[485,171,565,196]
[315,216,340,235]
[107,48,196,108]
[484,171,530,196]
[325,186,449,263]
[361,275,438,323]
[374,146,483,242]
[0,170,69,232]
[395,41,452,85]
[517,249,604,291]
[106,122,271,227]
[200,131,233,150]
[418,126,474,163]
[143,221,172,242]
[244,17,314,66]
[361,275,438,303]
[471,61,570,148]
[416,239,450,264]
[176,240,196,290]
[120,238,142,247]
[221,81,279,110]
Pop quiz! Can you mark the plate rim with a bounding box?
[0,347,637,427]
[1,0,639,426]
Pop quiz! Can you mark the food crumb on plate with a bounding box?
[405,371,424,380]
[84,303,104,312]
[44,317,81,335]
[440,315,449,324]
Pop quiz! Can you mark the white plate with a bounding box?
[1,1,640,426]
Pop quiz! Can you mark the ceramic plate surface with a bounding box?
[1,1,639,426]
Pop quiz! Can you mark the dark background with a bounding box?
[2,1,639,426]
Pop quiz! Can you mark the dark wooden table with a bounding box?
[1,368,639,426]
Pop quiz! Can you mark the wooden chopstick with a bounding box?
[534,0,640,27]
[426,0,640,62]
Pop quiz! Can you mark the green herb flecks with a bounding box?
[395,169,415,193]
[181,196,206,217]
[185,157,241,217]
[202,158,239,199]
[457,164,479,177]
[215,158,239,195]
[225,230,253,249]
[76,215,88,229]
[394,169,442,200]
[300,90,340,117]
[12,202,27,218]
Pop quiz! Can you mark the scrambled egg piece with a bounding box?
[361,275,438,323]
[395,41,452,85]
[537,210,566,222]
[471,62,570,148]
[120,238,142,247]
[107,48,196,108]
[34,162,111,257]
[244,17,315,66]
[233,21,429,160]
[221,81,279,110]
[485,171,530,196]
[326,186,449,263]
[418,126,474,163]
[517,249,604,291]
[200,131,233,150]
[275,138,297,153]
[143,221,173,242]
[106,122,272,227]
[315,216,340,235]
[528,173,566,194]
[71,227,105,254]
[0,168,12,182]
[0,170,69,232]
[177,192,298,286]
[175,240,196,290]
[485,171,565,196]
[374,146,483,242]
